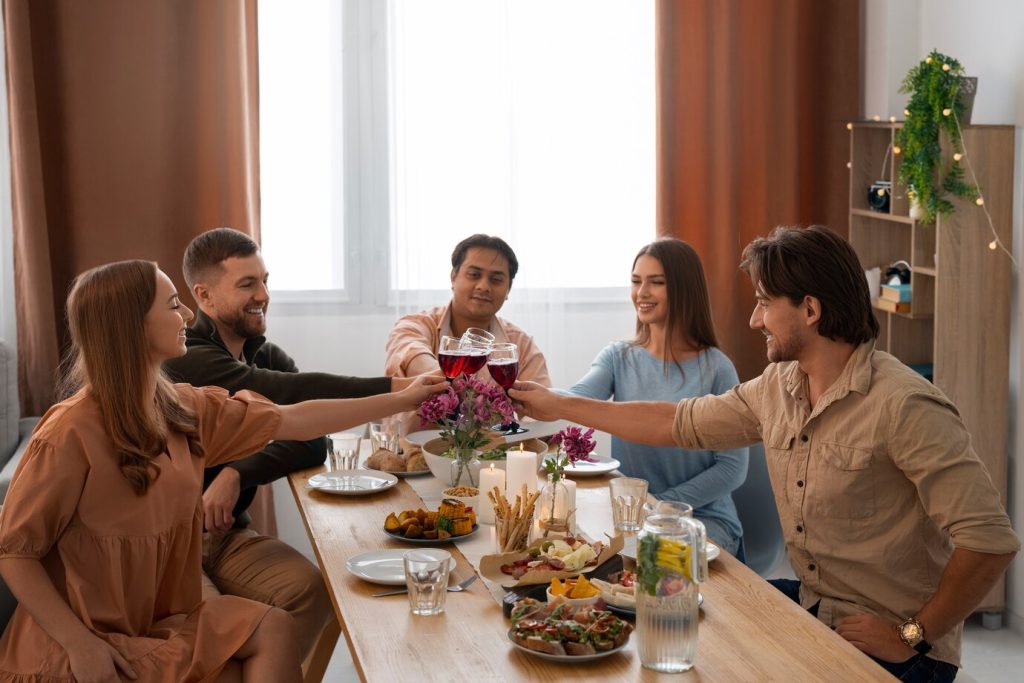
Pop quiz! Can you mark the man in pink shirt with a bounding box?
[385,234,551,432]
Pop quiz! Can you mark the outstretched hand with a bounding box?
[391,371,444,393]
[397,374,449,410]
[507,381,565,422]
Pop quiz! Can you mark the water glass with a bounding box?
[370,420,400,453]
[403,549,451,616]
[328,433,361,471]
[610,477,648,532]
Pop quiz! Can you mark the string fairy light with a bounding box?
[949,95,1016,266]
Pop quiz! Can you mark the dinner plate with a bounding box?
[364,465,432,478]
[307,470,398,496]
[405,420,572,447]
[619,537,721,562]
[602,591,703,618]
[507,628,628,662]
[560,457,620,478]
[346,549,456,586]
[385,524,480,544]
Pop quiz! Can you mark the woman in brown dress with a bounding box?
[0,260,445,682]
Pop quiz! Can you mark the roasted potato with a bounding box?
[384,513,401,533]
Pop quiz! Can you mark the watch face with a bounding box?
[901,621,923,643]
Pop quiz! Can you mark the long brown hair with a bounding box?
[631,238,719,370]
[62,260,202,494]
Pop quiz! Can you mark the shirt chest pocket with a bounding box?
[810,442,875,519]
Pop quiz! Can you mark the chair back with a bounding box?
[732,442,787,576]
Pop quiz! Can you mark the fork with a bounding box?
[371,574,478,598]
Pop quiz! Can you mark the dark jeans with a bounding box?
[766,579,958,683]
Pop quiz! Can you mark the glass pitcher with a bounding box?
[635,513,707,673]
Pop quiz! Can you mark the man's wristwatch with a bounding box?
[897,617,933,655]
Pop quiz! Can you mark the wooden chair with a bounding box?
[303,616,341,683]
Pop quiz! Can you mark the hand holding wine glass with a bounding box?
[488,342,525,433]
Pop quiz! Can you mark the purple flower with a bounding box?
[417,372,517,449]
[557,426,597,465]
[417,386,459,427]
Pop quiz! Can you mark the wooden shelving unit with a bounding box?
[848,122,1014,614]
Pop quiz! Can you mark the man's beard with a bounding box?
[221,307,266,340]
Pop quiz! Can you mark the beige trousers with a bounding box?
[202,528,335,662]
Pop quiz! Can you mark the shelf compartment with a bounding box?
[849,213,911,271]
[849,126,894,214]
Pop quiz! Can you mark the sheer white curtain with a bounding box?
[258,0,653,389]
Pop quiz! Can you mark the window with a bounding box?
[259,0,654,300]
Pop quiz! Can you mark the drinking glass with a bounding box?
[438,335,467,380]
[610,477,649,532]
[403,549,451,616]
[328,433,362,471]
[487,343,525,433]
[460,327,495,349]
[460,328,492,375]
[370,418,400,453]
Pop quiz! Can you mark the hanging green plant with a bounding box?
[895,50,978,224]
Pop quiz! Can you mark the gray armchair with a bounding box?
[1,339,40,502]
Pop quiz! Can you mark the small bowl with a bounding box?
[546,585,600,607]
[441,487,480,511]
[421,437,548,483]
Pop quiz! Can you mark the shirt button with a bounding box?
[800,434,809,443]
[808,563,816,571]
[796,525,803,533]
[796,480,804,488]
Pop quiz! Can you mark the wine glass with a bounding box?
[438,335,466,381]
[460,327,493,375]
[487,342,526,434]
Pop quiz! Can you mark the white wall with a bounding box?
[865,0,1024,632]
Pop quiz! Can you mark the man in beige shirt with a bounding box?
[511,226,1018,682]
[386,234,551,432]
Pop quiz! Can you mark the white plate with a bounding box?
[346,549,456,586]
[405,420,573,447]
[560,457,620,478]
[363,465,432,478]
[507,628,628,662]
[619,536,720,562]
[307,470,398,496]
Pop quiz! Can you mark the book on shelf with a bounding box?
[874,298,911,313]
[881,283,912,302]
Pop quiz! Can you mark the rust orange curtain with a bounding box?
[4,0,276,536]
[4,0,261,414]
[657,0,860,381]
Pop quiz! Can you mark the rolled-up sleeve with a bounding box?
[889,391,1020,555]
[673,376,764,451]
[385,312,441,378]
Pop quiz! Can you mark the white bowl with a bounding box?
[421,437,548,484]
[546,584,600,607]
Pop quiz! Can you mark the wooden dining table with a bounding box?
[288,457,893,682]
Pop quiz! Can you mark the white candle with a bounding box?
[506,449,539,499]
[477,464,505,525]
[563,478,577,533]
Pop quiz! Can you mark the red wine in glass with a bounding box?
[487,359,519,389]
[438,351,467,380]
[463,351,488,376]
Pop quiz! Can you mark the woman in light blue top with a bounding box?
[567,238,747,555]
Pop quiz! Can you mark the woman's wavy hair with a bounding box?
[630,238,719,372]
[61,260,203,494]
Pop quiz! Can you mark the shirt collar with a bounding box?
[437,301,510,343]
[781,339,876,404]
